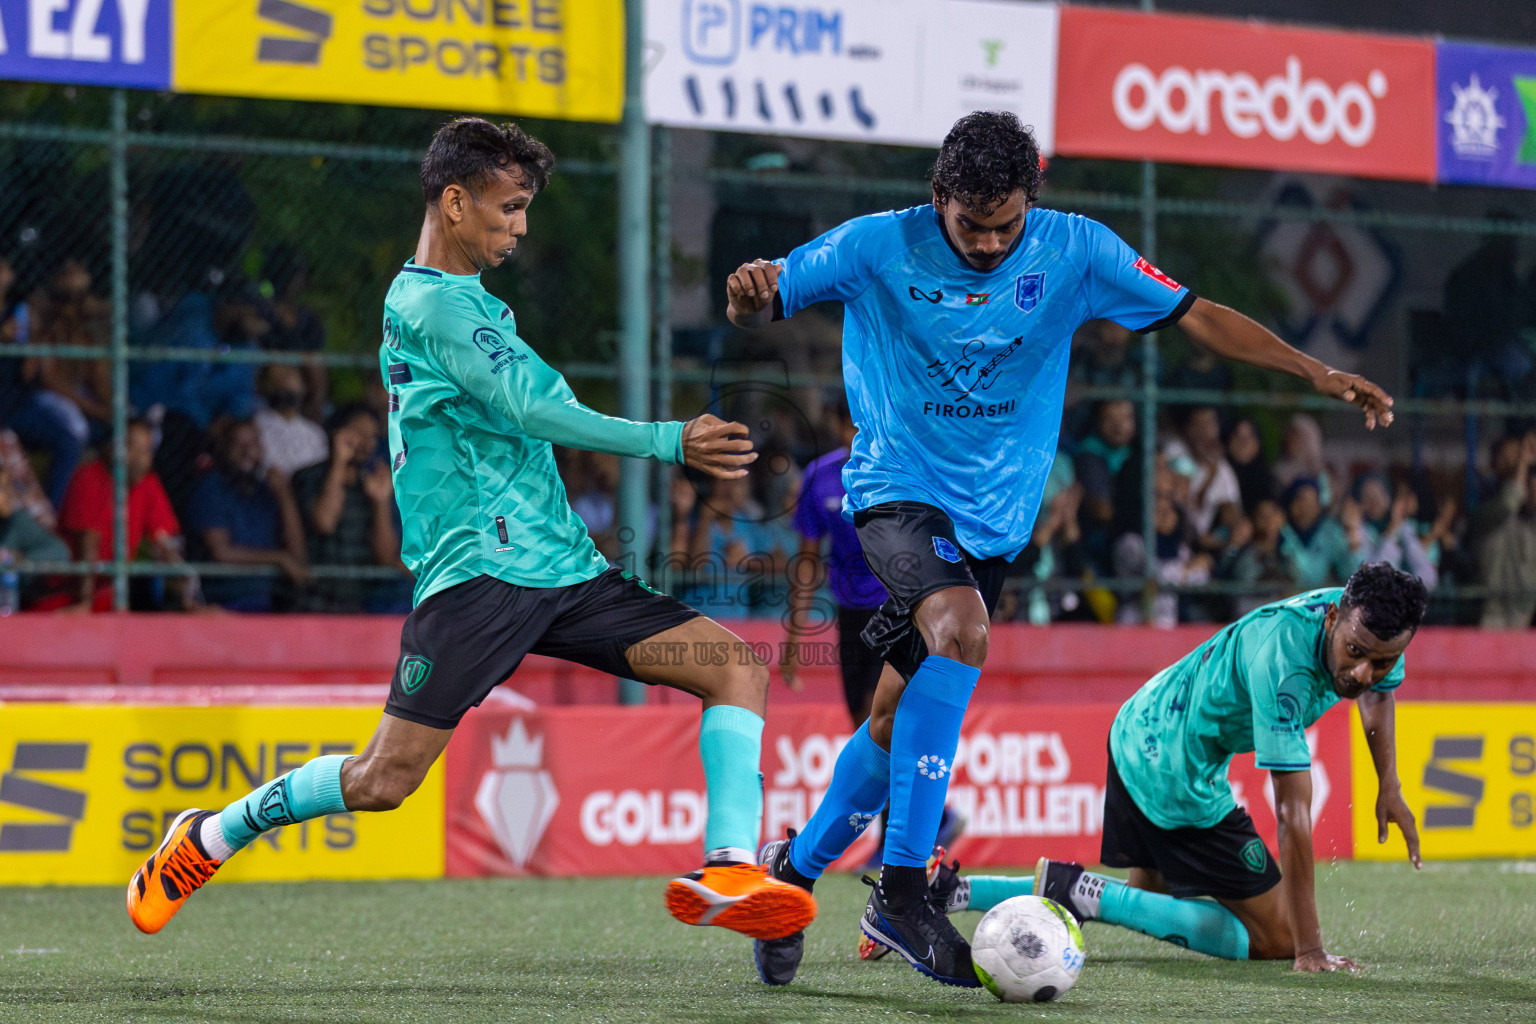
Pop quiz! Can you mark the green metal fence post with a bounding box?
[617,0,652,705]
[1138,160,1160,619]
[110,90,130,612]
[1137,0,1159,621]
[652,125,674,596]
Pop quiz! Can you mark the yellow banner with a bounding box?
[0,705,444,884]
[172,0,623,122]
[1352,703,1536,861]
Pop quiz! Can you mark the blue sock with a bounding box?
[965,874,1033,912]
[1096,877,1250,960]
[884,655,979,867]
[217,754,351,854]
[698,704,764,859]
[787,720,890,879]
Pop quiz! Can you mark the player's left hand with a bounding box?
[1376,785,1422,869]
[681,413,757,479]
[1312,367,1394,430]
[1293,950,1361,973]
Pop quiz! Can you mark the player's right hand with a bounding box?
[726,259,781,326]
[1293,951,1360,973]
[681,414,756,479]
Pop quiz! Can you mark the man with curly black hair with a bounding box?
[726,110,1398,988]
[1029,562,1426,972]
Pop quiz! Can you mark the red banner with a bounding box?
[444,701,1355,877]
[1054,6,1436,182]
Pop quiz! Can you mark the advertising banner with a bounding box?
[173,0,623,121]
[1437,42,1536,190]
[1352,703,1536,861]
[643,0,1058,151]
[444,701,1354,877]
[1053,6,1436,182]
[0,705,444,884]
[0,0,172,89]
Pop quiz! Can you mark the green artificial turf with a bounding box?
[1,860,1533,1022]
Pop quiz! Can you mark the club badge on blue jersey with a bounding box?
[1014,272,1045,313]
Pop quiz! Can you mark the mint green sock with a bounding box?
[1097,877,1250,960]
[965,874,1034,912]
[699,705,764,857]
[217,754,351,854]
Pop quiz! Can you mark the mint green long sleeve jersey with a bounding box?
[380,261,684,604]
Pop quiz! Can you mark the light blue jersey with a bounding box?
[777,205,1192,559]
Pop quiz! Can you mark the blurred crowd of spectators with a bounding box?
[0,249,409,615]
[2,246,1534,630]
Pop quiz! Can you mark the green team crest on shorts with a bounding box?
[1241,838,1268,873]
[399,655,434,694]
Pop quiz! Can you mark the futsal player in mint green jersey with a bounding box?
[128,117,816,947]
[729,110,1399,988]
[1024,564,1425,973]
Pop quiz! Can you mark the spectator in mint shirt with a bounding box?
[185,418,310,611]
[1076,398,1138,576]
[1278,478,1363,589]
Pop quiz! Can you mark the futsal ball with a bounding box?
[970,895,1086,1003]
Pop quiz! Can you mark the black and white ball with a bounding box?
[971,895,1086,1002]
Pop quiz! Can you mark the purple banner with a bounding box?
[1438,41,1536,190]
[0,0,171,91]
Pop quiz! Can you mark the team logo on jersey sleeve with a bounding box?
[1133,256,1182,291]
[1013,272,1045,312]
[472,328,529,375]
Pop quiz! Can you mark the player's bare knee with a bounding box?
[868,707,895,750]
[941,618,989,667]
[709,655,768,714]
[1246,930,1294,960]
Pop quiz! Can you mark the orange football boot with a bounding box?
[127,809,223,934]
[665,863,817,940]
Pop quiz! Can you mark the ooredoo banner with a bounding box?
[1053,6,1437,182]
[643,0,1058,151]
[0,704,445,884]
[443,701,1354,877]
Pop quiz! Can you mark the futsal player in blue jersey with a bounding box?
[726,111,1396,987]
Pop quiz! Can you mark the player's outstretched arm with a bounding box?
[681,413,756,480]
[725,259,782,329]
[1273,769,1359,973]
[1176,298,1395,430]
[1358,688,1422,868]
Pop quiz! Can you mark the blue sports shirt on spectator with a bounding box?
[185,468,281,611]
[776,205,1191,560]
[792,446,886,610]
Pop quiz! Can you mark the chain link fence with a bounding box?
[3,84,1536,627]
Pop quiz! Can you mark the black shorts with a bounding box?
[852,501,1010,681]
[1099,746,1282,901]
[386,567,700,730]
[836,604,885,725]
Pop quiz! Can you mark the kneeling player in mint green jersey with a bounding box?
[127,117,815,947]
[968,564,1427,972]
